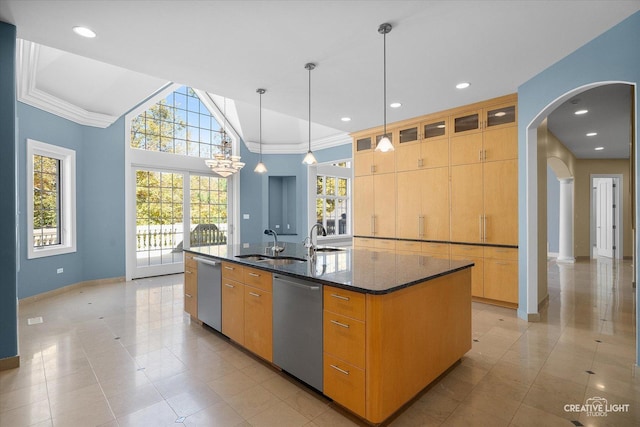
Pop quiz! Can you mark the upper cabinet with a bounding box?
[353,131,396,176]
[396,116,449,172]
[450,100,517,166]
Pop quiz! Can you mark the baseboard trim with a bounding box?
[19,276,125,304]
[472,296,518,310]
[0,355,20,371]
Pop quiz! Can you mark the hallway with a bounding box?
[1,258,637,426]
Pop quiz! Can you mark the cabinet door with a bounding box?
[396,139,421,172]
[483,258,518,304]
[483,126,517,162]
[396,170,422,239]
[483,159,518,245]
[484,102,516,131]
[354,151,373,177]
[451,245,484,297]
[450,163,483,243]
[244,285,273,362]
[421,138,449,169]
[373,173,396,238]
[184,254,198,318]
[221,280,244,345]
[353,175,374,237]
[452,110,481,136]
[450,133,483,166]
[421,167,450,241]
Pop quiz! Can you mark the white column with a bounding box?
[557,178,575,263]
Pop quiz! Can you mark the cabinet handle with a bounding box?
[371,165,377,174]
[248,272,260,277]
[479,215,483,242]
[479,149,482,162]
[331,294,350,301]
[371,215,376,235]
[330,364,350,375]
[224,283,235,288]
[417,158,424,168]
[330,319,350,328]
[418,215,425,237]
[483,215,487,243]
[185,270,192,274]
[249,292,261,297]
[185,293,192,298]
[224,266,235,270]
[483,149,487,161]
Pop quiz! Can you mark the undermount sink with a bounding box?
[235,254,307,265]
[314,247,344,252]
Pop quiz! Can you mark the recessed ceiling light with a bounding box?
[595,147,604,151]
[437,124,446,129]
[456,82,470,89]
[575,109,588,115]
[341,117,351,122]
[586,132,598,137]
[73,26,96,38]
[390,102,402,108]
[494,111,506,117]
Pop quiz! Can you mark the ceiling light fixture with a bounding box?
[72,26,96,38]
[254,89,267,174]
[205,98,245,177]
[575,109,588,115]
[375,22,394,153]
[595,147,604,151]
[494,111,506,117]
[587,132,598,137]
[302,63,318,165]
[390,102,402,108]
[456,82,470,89]
[341,117,351,122]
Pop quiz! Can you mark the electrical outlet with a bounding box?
[57,268,63,274]
[243,214,250,219]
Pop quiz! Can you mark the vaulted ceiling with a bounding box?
[1,0,638,156]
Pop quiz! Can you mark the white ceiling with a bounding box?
[1,0,639,155]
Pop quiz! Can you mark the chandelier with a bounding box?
[205,98,245,178]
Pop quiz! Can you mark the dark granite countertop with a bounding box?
[185,243,473,295]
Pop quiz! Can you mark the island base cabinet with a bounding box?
[244,285,273,362]
[323,354,366,417]
[184,253,198,320]
[221,279,244,345]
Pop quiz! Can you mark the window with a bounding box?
[130,86,226,158]
[27,139,76,259]
[313,161,351,238]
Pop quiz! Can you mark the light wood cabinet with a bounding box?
[221,262,273,360]
[450,163,483,243]
[397,117,449,172]
[353,132,396,177]
[184,253,198,320]
[451,245,484,297]
[372,173,396,238]
[483,159,518,245]
[484,247,518,304]
[353,175,373,237]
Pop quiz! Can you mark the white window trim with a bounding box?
[308,159,352,244]
[26,139,77,259]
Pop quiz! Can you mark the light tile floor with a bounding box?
[2,258,638,426]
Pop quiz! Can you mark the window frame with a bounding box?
[308,160,352,242]
[27,139,77,259]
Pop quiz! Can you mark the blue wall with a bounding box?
[518,11,640,362]
[17,104,125,299]
[0,22,18,361]
[547,167,560,254]
[239,142,352,245]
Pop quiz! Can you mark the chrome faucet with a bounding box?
[304,223,326,253]
[264,229,284,254]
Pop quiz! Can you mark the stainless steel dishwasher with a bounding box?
[193,256,221,332]
[273,274,323,391]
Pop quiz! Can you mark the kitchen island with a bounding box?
[185,243,473,424]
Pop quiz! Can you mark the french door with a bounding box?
[130,168,228,279]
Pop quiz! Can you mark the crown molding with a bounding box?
[244,132,351,154]
[17,40,118,128]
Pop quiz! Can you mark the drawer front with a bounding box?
[374,239,396,252]
[484,247,518,260]
[324,287,366,321]
[222,261,243,282]
[324,353,365,417]
[244,286,273,362]
[353,237,375,248]
[324,312,366,368]
[421,242,449,257]
[184,253,197,270]
[243,266,273,292]
[450,244,483,257]
[396,241,422,253]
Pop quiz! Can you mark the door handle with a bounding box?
[330,364,350,376]
[418,215,425,237]
[483,215,487,243]
[330,320,350,328]
[249,292,261,297]
[248,272,260,277]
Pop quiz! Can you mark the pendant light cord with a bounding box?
[308,65,312,152]
[383,29,387,138]
[259,91,263,161]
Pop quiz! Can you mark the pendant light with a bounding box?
[376,22,394,153]
[254,88,268,173]
[302,62,318,165]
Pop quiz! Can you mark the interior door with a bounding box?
[596,178,614,258]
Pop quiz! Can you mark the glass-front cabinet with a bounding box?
[396,116,449,172]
